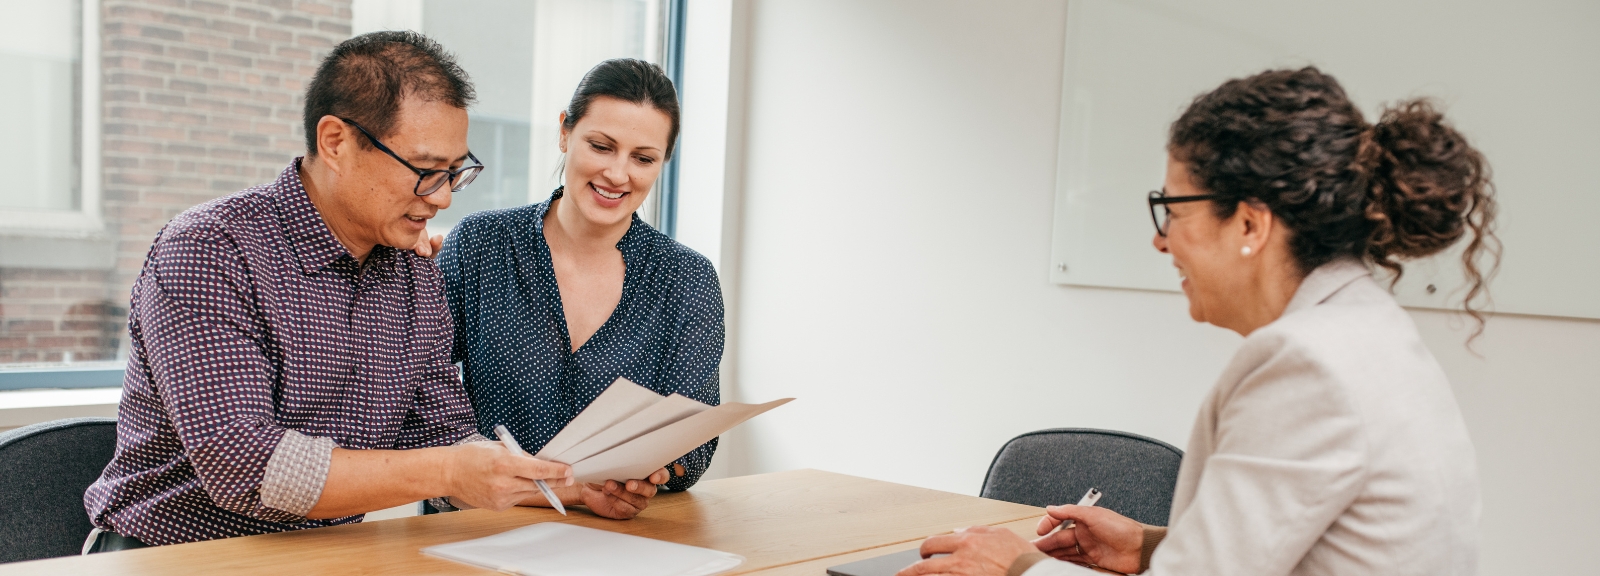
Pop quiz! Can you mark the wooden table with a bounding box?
[0,470,1043,575]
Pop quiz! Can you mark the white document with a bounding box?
[533,380,666,460]
[568,397,790,483]
[551,394,711,465]
[422,522,743,576]
[531,378,793,484]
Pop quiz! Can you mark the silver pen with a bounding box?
[1058,487,1102,532]
[493,424,566,516]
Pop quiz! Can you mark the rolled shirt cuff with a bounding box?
[259,429,337,518]
[1139,525,1167,573]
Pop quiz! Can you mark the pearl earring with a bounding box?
[1241,246,1253,256]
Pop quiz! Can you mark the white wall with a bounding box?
[717,1,1600,574]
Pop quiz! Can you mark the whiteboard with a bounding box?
[1048,0,1600,320]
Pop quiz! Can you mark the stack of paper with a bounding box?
[423,522,743,576]
[534,378,792,483]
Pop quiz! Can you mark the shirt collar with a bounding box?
[534,186,649,254]
[270,157,354,276]
[1283,257,1372,316]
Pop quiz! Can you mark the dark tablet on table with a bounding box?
[827,549,942,576]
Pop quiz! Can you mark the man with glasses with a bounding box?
[83,31,570,550]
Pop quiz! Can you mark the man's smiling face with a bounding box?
[339,96,469,252]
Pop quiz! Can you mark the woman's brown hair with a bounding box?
[563,58,681,159]
[1169,67,1499,338]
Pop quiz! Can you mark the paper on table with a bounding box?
[551,393,712,465]
[533,378,665,460]
[422,522,743,576]
[569,398,793,483]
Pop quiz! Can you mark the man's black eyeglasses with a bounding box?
[338,116,485,196]
[1148,189,1228,237]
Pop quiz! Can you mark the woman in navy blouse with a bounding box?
[437,59,723,520]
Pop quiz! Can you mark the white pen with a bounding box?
[1058,487,1102,532]
[493,424,566,516]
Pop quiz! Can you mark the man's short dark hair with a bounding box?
[302,31,475,155]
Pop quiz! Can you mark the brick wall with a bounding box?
[0,0,352,365]
[0,269,120,363]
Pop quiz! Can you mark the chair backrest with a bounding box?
[0,417,119,562]
[981,428,1183,526]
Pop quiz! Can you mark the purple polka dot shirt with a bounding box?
[84,159,481,545]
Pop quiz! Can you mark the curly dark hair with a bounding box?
[302,31,476,155]
[1169,67,1499,336]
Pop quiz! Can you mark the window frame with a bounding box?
[0,0,104,234]
[652,0,687,238]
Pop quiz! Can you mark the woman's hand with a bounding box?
[581,467,667,519]
[1032,505,1145,574]
[896,525,1037,576]
[528,468,670,519]
[413,230,444,258]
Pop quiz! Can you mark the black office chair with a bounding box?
[0,417,119,562]
[980,428,1183,526]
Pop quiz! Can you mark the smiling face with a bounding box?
[1152,154,1248,325]
[557,96,672,230]
[327,96,469,253]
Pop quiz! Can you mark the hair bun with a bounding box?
[1361,99,1498,321]
[1361,99,1490,260]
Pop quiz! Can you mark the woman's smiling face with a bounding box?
[558,96,673,228]
[1153,154,1243,326]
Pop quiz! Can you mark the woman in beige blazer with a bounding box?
[902,67,1497,576]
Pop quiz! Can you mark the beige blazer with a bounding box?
[1027,259,1480,575]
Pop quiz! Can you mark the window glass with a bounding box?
[0,0,80,212]
[420,0,664,230]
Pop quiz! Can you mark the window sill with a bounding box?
[0,210,106,236]
[0,364,125,390]
[0,231,116,270]
[0,387,121,429]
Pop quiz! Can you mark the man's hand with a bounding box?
[445,441,572,511]
[1032,504,1145,574]
[413,230,444,258]
[896,525,1037,576]
[529,468,670,519]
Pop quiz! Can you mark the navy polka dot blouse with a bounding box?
[437,188,724,491]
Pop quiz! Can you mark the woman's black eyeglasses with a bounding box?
[1148,189,1228,237]
[338,116,485,196]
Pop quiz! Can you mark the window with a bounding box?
[0,0,685,387]
[0,0,111,381]
[376,0,682,231]
[0,0,99,231]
